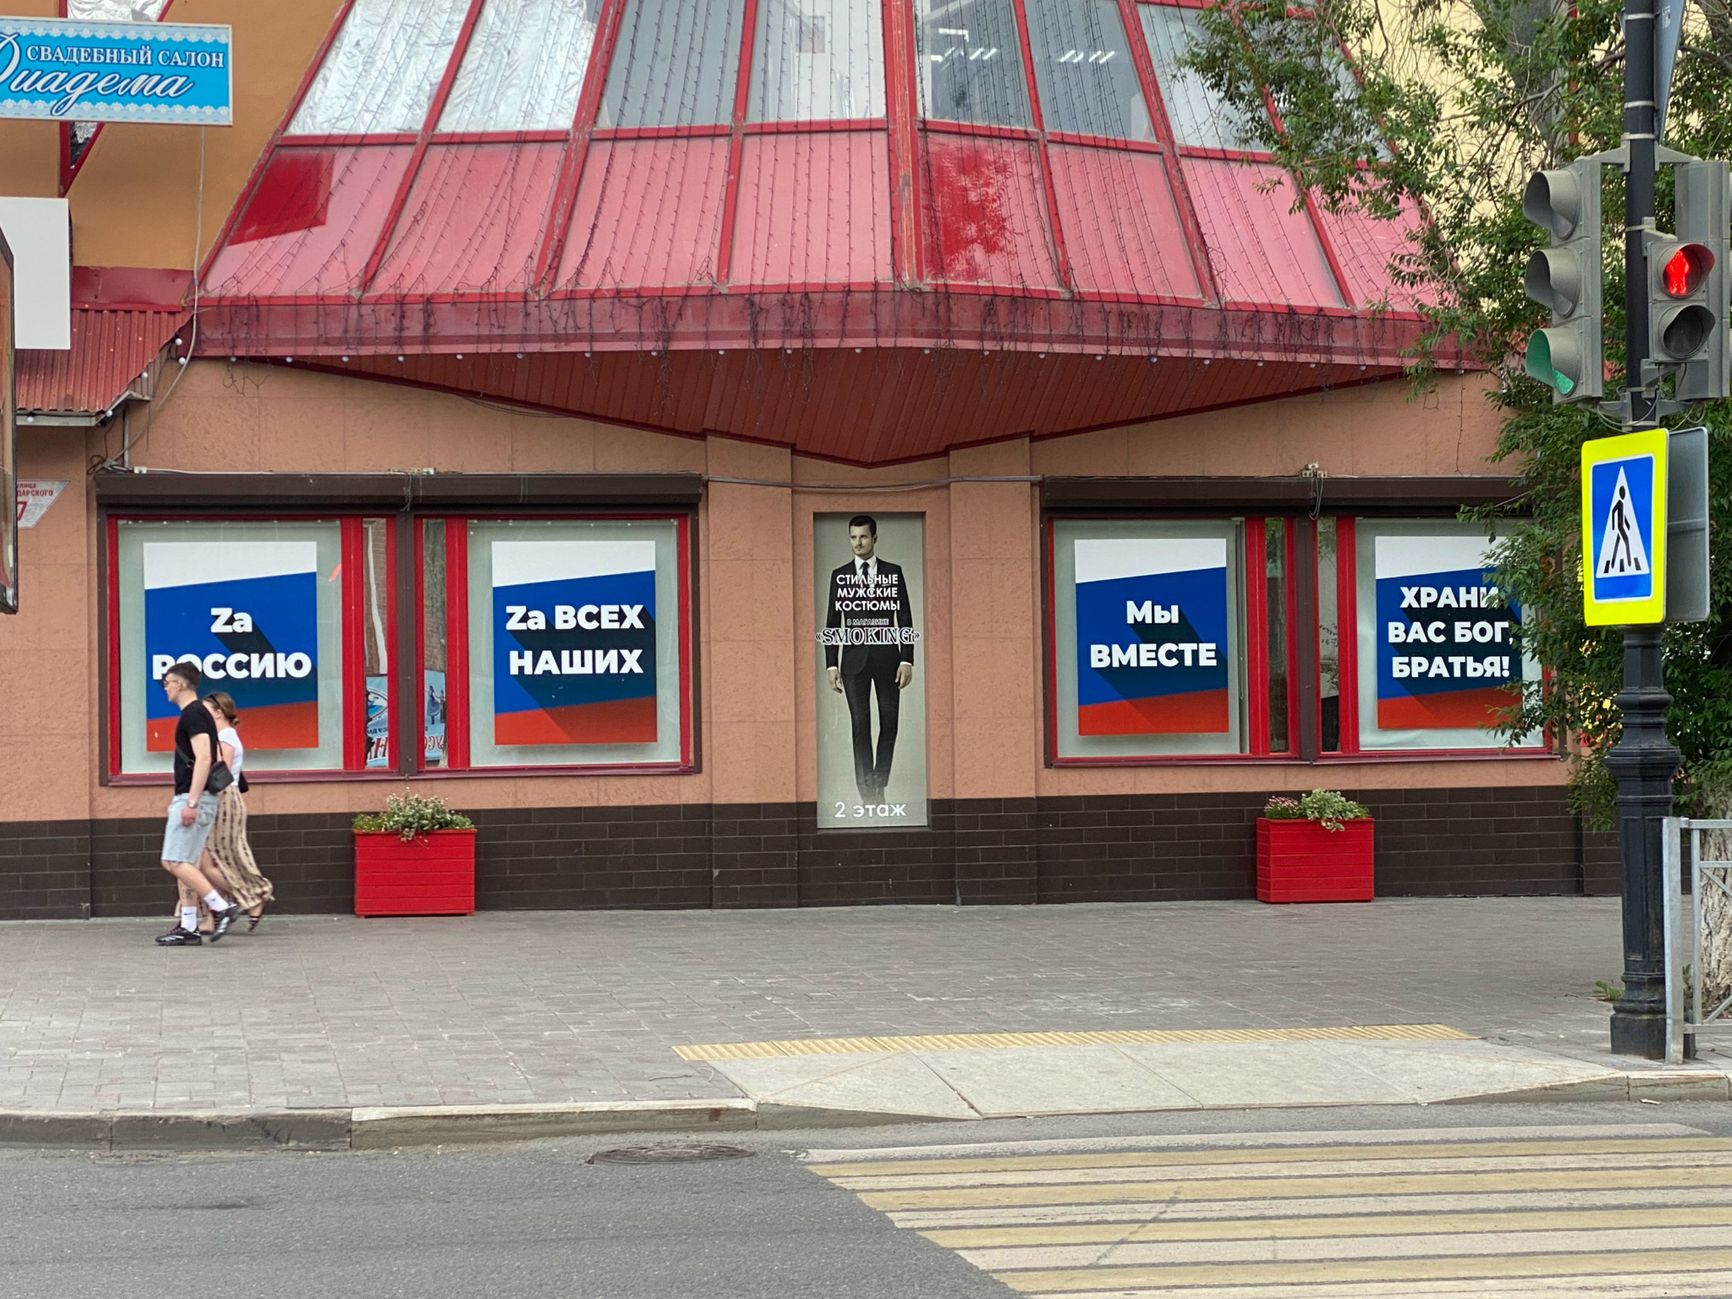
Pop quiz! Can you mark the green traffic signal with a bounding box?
[1525,328,1578,397]
[1520,158,1602,404]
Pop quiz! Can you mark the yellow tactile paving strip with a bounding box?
[673,1022,1472,1061]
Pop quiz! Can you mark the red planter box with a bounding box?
[353,830,476,917]
[1256,817,1374,903]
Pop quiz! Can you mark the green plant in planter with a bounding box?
[1262,789,1371,833]
[353,791,474,842]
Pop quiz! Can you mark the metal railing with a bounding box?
[1663,817,1732,1064]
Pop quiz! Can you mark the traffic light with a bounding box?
[1522,159,1603,402]
[1648,159,1729,400]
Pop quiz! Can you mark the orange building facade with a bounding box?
[0,0,1610,918]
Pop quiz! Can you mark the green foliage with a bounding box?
[1264,789,1373,830]
[1592,979,1624,1003]
[353,790,474,842]
[1185,0,1732,822]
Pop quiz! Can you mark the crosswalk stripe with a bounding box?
[812,1130,1732,1294]
[808,1135,1732,1180]
[802,1122,1708,1165]
[890,1182,1732,1228]
[1022,1275,1732,1299]
[858,1164,1732,1211]
[962,1223,1732,1270]
[993,1247,1732,1293]
[835,1148,1732,1190]
[919,1202,1732,1249]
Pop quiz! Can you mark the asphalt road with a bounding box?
[4,1103,1729,1299]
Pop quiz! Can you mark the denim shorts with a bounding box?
[161,794,218,865]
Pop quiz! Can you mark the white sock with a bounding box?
[180,906,198,932]
[202,891,230,912]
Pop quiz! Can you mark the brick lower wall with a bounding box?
[0,785,1613,919]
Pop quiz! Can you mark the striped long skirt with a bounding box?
[207,785,274,910]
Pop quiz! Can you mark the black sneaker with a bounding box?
[155,928,202,946]
[208,907,236,943]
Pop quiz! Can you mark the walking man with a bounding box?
[824,515,916,803]
[155,661,239,946]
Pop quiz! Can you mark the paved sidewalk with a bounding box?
[0,899,1722,1143]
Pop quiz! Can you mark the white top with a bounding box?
[218,726,245,776]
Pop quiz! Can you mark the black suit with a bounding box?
[825,555,916,798]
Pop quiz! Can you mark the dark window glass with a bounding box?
[1317,516,1341,752]
[1026,0,1152,140]
[600,0,747,128]
[1265,517,1289,753]
[421,520,449,769]
[914,0,1031,127]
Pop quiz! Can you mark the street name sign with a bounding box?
[1582,428,1669,626]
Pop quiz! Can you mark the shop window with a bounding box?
[109,511,695,782]
[1025,0,1153,141]
[914,0,1032,128]
[461,518,691,768]
[1264,517,1292,754]
[439,0,604,132]
[1317,515,1342,751]
[1050,518,1249,759]
[1351,519,1541,752]
[363,519,393,769]
[1138,4,1262,150]
[419,520,451,770]
[599,0,748,128]
[749,0,886,122]
[288,0,472,136]
[112,520,350,776]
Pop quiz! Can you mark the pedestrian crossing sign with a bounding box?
[1581,428,1668,626]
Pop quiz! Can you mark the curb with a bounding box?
[3,1071,1729,1153]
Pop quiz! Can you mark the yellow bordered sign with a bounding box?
[1581,428,1668,626]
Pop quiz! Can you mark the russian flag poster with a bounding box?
[490,539,658,746]
[142,541,321,752]
[1372,533,1519,732]
[1074,537,1231,736]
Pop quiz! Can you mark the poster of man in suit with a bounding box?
[815,513,926,829]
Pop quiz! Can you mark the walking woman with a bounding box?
[200,692,274,930]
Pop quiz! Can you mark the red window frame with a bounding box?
[412,511,697,778]
[103,509,696,783]
[1319,515,1553,762]
[1043,510,1555,768]
[1043,513,1294,766]
[102,512,388,783]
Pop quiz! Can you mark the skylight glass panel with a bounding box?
[441,0,604,131]
[1139,4,1260,151]
[750,0,887,121]
[1026,0,1153,140]
[289,0,471,136]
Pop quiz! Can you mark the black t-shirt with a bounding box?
[173,699,220,797]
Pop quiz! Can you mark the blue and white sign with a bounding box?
[0,18,231,125]
[1582,428,1669,626]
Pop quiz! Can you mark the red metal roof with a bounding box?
[17,305,188,417]
[186,0,1448,462]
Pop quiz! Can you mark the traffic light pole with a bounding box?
[1608,0,1676,1059]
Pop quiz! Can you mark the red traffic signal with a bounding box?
[1663,242,1714,297]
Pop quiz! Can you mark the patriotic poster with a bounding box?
[142,541,320,751]
[1372,534,1520,731]
[490,539,657,746]
[1074,537,1231,735]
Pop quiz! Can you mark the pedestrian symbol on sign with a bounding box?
[1580,429,1667,626]
[1596,469,1651,578]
